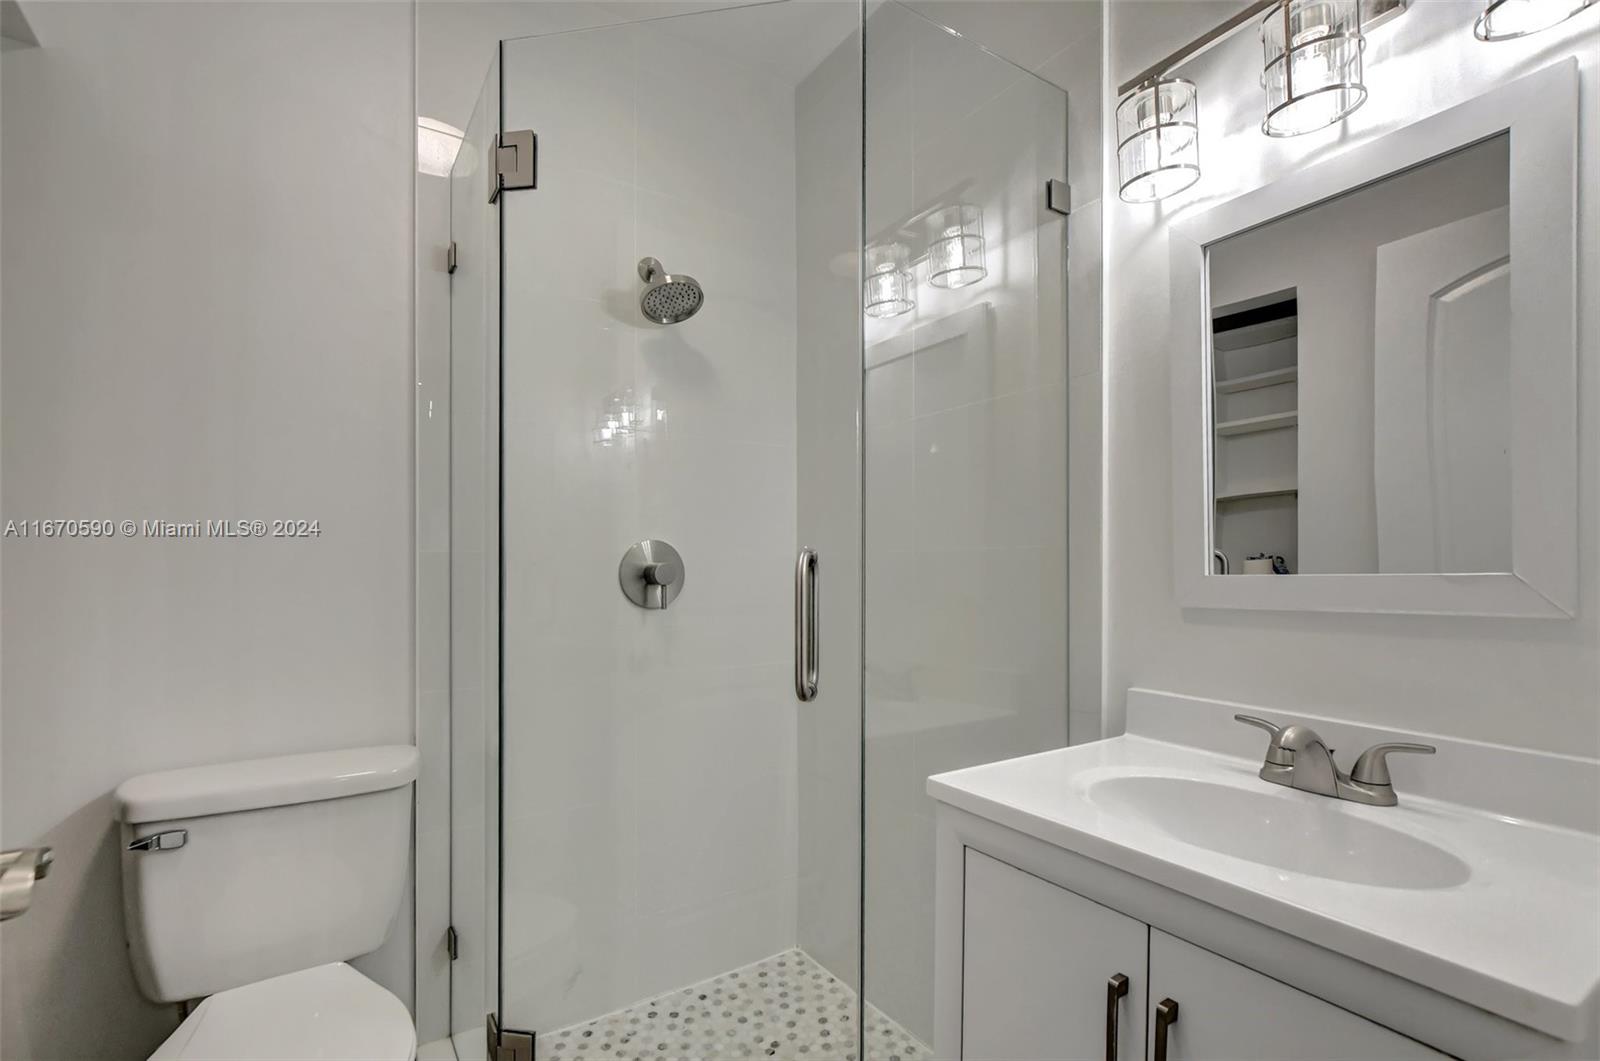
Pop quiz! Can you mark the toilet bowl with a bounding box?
[114,746,419,1061]
[149,962,415,1061]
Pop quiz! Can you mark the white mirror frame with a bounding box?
[1170,60,1578,618]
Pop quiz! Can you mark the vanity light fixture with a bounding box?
[925,204,988,288]
[1474,0,1595,39]
[864,241,915,319]
[1116,77,1202,203]
[1260,0,1368,137]
[1109,0,1403,198]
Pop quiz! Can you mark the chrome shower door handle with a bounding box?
[795,547,818,702]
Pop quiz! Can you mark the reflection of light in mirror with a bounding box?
[593,389,664,447]
[1475,0,1595,38]
[1260,0,1367,137]
[864,241,915,318]
[926,204,987,289]
[417,116,465,177]
[1116,78,1200,203]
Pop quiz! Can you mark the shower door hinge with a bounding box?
[488,1013,535,1061]
[446,242,458,275]
[444,924,458,961]
[1046,179,1071,217]
[488,129,537,203]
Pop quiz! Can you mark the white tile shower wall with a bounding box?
[495,15,800,1033]
[1103,2,1600,753]
[0,3,415,1059]
[862,2,1071,1044]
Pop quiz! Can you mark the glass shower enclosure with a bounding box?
[445,3,1069,1056]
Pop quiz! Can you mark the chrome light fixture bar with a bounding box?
[1260,0,1368,137]
[1475,0,1595,39]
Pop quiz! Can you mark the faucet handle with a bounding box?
[1350,742,1436,787]
[1233,714,1293,766]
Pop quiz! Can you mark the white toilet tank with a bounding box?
[115,745,417,1003]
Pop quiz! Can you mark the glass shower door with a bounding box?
[448,53,501,1061]
[861,3,1070,1052]
[490,3,864,1053]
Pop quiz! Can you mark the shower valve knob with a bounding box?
[620,540,684,611]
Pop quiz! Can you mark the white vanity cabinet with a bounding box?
[958,850,1450,1061]
[961,850,1148,1060]
[1144,931,1447,1060]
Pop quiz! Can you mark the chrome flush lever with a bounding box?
[127,830,188,853]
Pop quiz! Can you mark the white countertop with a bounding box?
[928,729,1600,1042]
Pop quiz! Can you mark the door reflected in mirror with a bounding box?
[1206,134,1510,576]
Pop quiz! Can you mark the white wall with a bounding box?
[1104,1,1600,754]
[0,4,415,1058]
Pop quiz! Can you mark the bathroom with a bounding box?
[0,0,1595,1058]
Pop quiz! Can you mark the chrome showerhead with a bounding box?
[637,257,704,325]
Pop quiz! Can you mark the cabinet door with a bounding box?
[962,849,1148,1061]
[1146,931,1449,1060]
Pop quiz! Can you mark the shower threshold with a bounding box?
[537,948,930,1061]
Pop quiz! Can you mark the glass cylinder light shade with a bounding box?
[1261,0,1367,137]
[864,242,915,319]
[1116,78,1200,204]
[925,205,987,289]
[1475,0,1594,39]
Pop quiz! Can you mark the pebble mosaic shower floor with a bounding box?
[537,948,931,1061]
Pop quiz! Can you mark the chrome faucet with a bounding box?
[1234,715,1435,807]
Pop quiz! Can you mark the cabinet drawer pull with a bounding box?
[1153,998,1180,1061]
[1104,973,1129,1061]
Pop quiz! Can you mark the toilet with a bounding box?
[114,745,419,1060]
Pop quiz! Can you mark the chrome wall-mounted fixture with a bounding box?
[619,539,683,610]
[864,241,916,319]
[637,257,704,324]
[925,205,987,289]
[1261,0,1368,137]
[1475,0,1595,39]
[1116,77,1201,203]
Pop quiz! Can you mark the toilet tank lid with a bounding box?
[115,745,418,824]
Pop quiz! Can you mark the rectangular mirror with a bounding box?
[1169,61,1577,617]
[1207,135,1509,577]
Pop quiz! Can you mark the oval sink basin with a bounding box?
[1087,775,1472,890]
